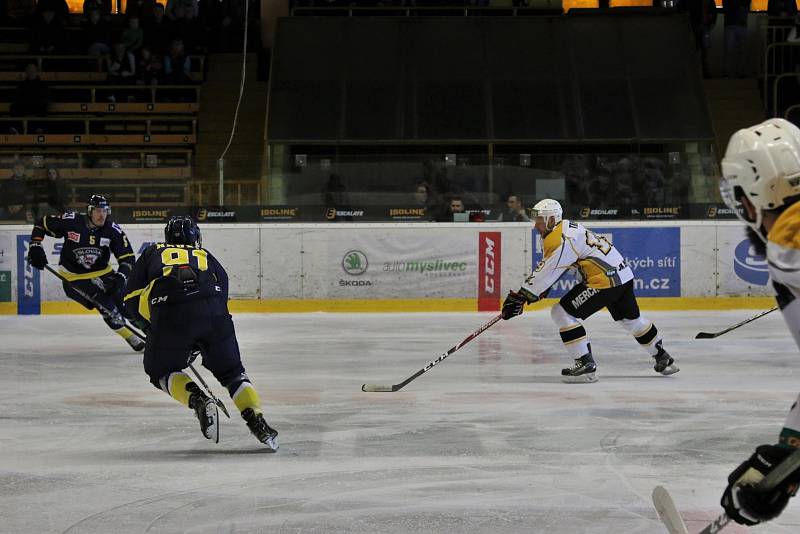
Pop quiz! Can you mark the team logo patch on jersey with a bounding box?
[100,238,110,247]
[73,247,103,269]
[67,231,81,243]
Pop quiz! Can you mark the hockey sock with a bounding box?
[551,303,590,357]
[231,381,263,415]
[160,371,194,407]
[617,317,661,356]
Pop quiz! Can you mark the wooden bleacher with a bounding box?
[0,148,193,206]
[0,85,200,114]
[0,54,205,82]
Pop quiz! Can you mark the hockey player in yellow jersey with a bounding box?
[501,198,678,383]
[716,118,800,527]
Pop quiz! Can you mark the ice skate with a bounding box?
[561,353,598,383]
[242,408,278,451]
[653,341,679,376]
[188,384,219,443]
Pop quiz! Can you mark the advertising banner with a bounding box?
[16,235,39,314]
[478,232,501,311]
[313,230,476,299]
[531,226,681,297]
[716,224,773,296]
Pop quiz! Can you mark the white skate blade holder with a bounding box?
[562,372,598,384]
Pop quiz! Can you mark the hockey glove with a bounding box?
[721,444,800,526]
[27,241,47,270]
[103,271,127,295]
[501,288,537,320]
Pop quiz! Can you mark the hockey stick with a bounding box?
[361,314,503,392]
[652,447,800,534]
[695,307,778,339]
[44,264,231,417]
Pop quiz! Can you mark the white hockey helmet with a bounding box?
[721,118,800,239]
[531,198,563,230]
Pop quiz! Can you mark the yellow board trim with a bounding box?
[15,296,778,315]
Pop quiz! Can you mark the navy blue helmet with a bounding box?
[164,216,202,248]
[87,194,111,215]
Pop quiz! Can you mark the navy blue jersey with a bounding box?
[124,242,229,324]
[31,212,135,280]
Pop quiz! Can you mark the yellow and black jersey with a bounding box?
[767,201,800,348]
[123,242,228,324]
[523,220,634,297]
[30,212,135,280]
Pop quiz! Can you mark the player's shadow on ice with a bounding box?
[495,375,671,384]
[164,448,277,457]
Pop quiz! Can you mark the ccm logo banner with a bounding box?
[17,235,40,315]
[478,232,501,311]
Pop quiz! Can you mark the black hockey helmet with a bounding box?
[165,215,201,248]
[87,194,111,215]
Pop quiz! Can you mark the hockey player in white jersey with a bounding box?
[716,118,800,527]
[501,198,678,383]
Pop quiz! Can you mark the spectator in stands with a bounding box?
[106,42,136,87]
[36,0,69,22]
[562,154,592,207]
[144,3,172,55]
[612,156,639,206]
[677,0,717,78]
[0,160,33,221]
[30,9,66,54]
[137,46,163,85]
[166,0,198,20]
[10,63,49,117]
[83,8,112,56]
[496,193,530,222]
[768,0,797,19]
[31,167,69,218]
[641,158,667,206]
[121,15,144,53]
[322,173,350,209]
[163,38,192,84]
[127,0,156,22]
[435,195,466,222]
[83,0,112,15]
[723,0,751,78]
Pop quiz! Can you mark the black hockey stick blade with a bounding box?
[694,332,717,339]
[695,307,778,340]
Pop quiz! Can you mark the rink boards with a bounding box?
[0,221,776,314]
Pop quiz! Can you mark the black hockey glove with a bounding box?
[27,241,47,270]
[501,288,537,320]
[721,444,800,526]
[103,271,127,295]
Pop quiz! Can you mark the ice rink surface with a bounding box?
[1,310,799,534]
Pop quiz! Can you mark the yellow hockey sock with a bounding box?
[166,372,194,407]
[232,382,262,415]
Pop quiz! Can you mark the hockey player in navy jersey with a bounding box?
[124,215,278,450]
[26,195,144,351]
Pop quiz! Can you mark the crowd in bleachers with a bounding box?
[0,158,69,221]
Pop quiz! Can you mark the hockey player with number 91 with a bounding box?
[500,198,678,382]
[716,118,800,527]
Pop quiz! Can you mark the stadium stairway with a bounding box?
[703,78,766,158]
[195,53,267,202]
